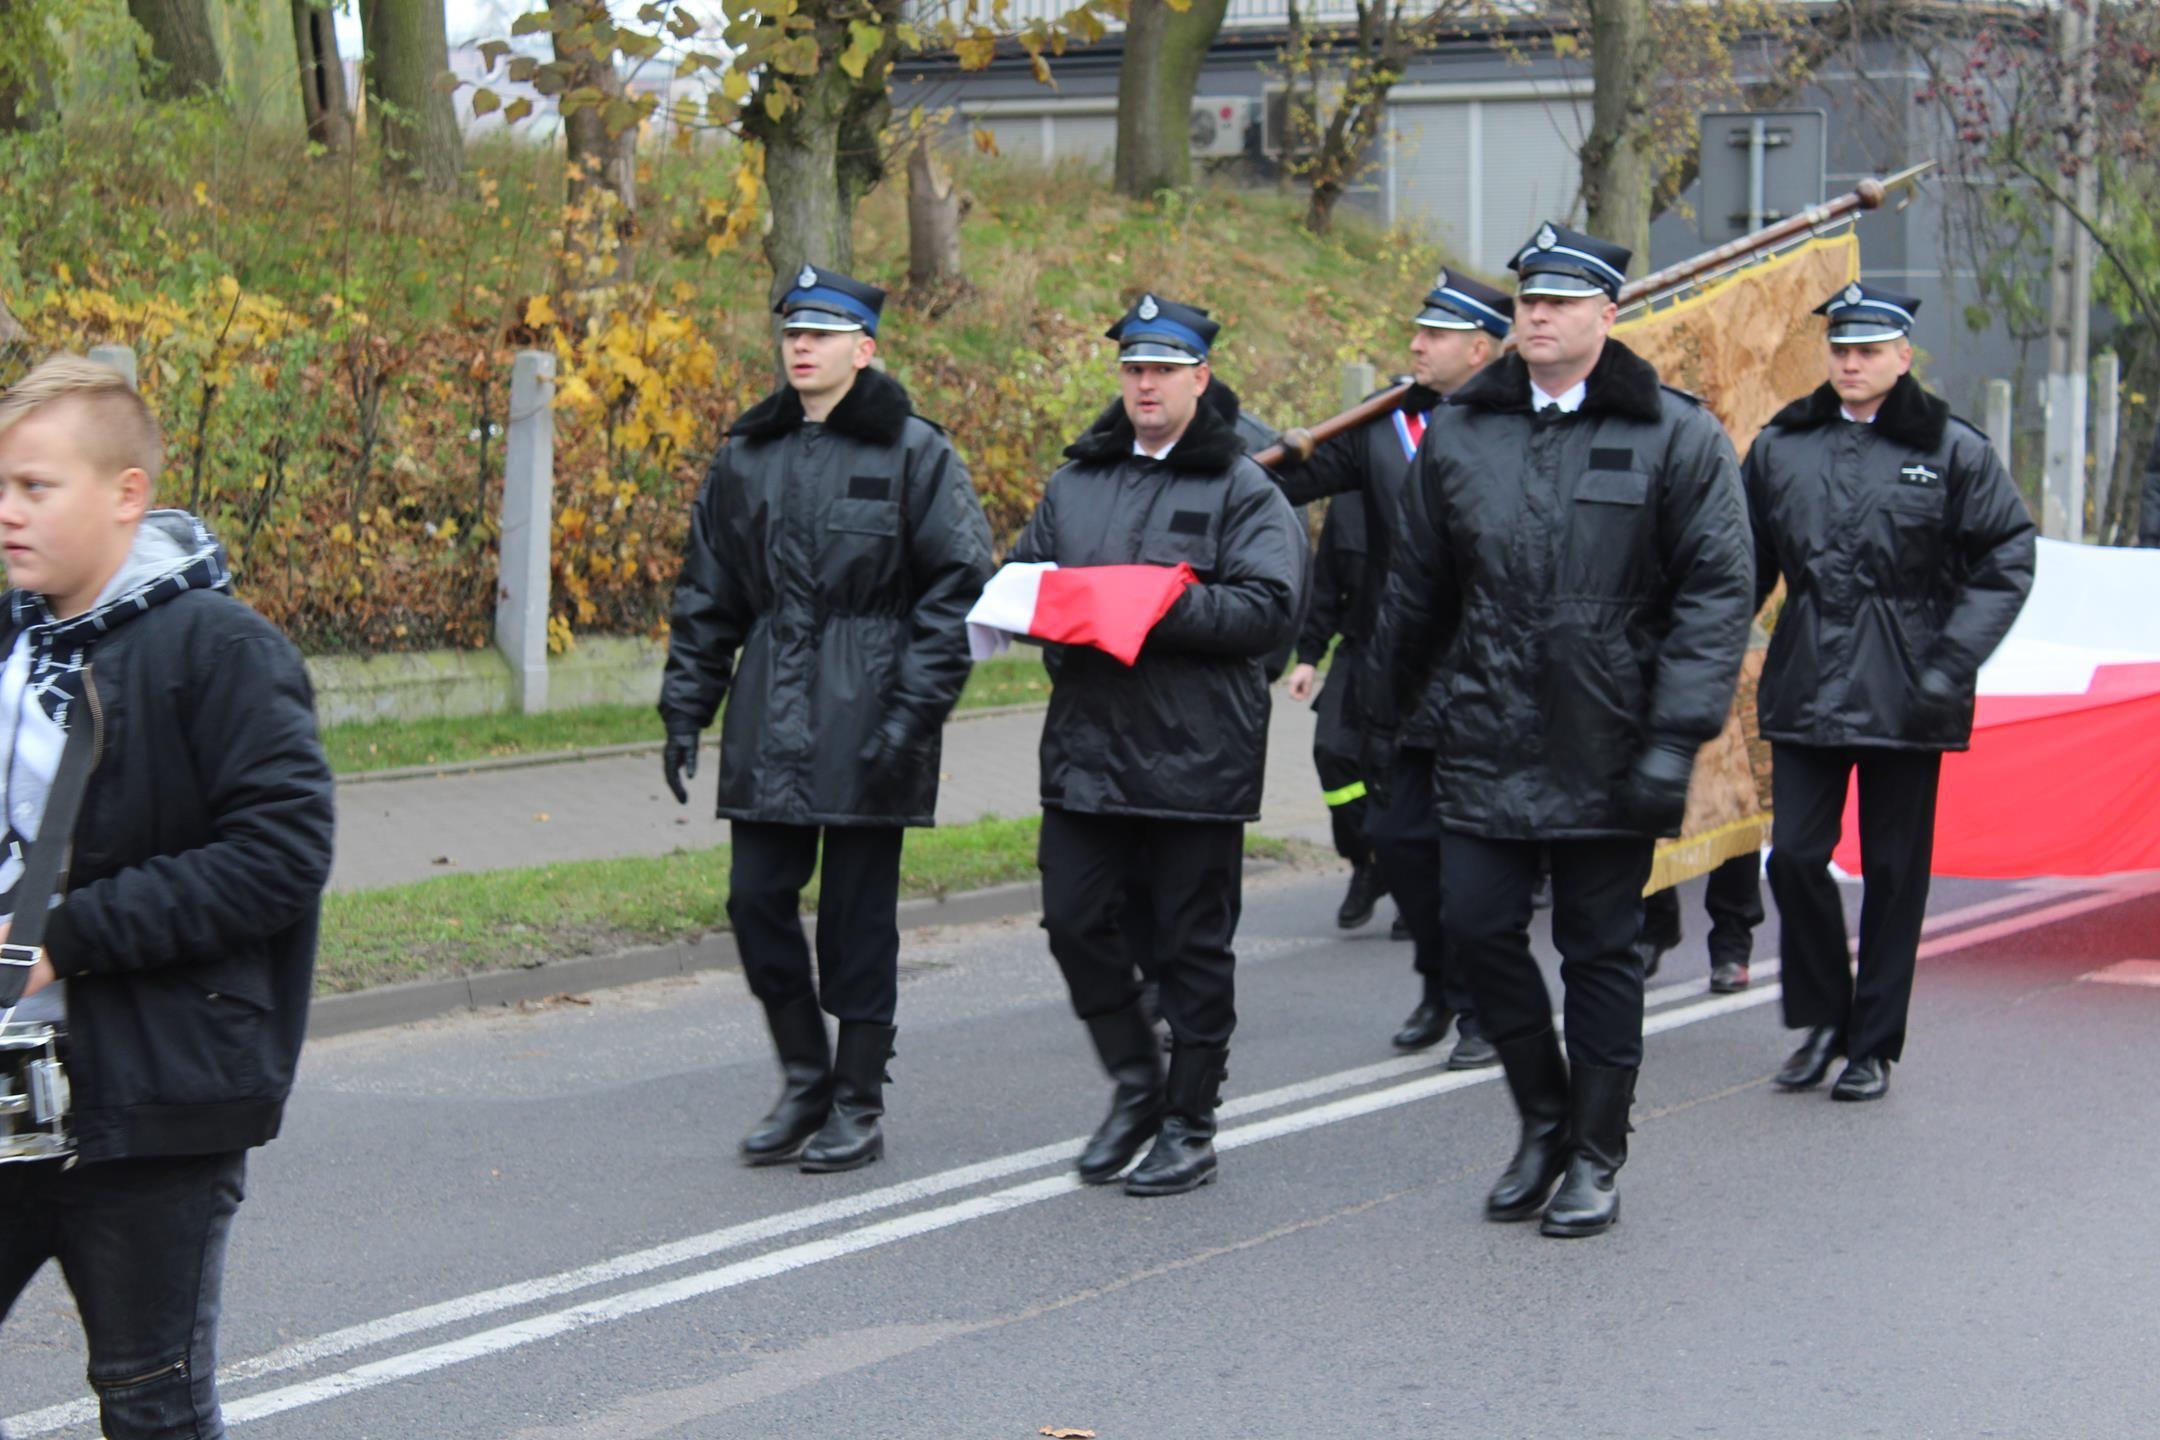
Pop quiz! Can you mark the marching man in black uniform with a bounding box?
[1747,283,2034,1101]
[1368,224,1754,1236]
[661,265,993,1171]
[1276,270,1512,1064]
[1009,294,1304,1196]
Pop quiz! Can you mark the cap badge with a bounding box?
[1536,223,1558,250]
[1843,282,1864,306]
[797,264,818,290]
[1138,294,1160,321]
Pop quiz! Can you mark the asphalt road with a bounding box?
[8,865,2160,1439]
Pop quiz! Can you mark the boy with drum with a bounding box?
[0,354,335,1439]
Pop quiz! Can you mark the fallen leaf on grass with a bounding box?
[1040,1429,1096,1438]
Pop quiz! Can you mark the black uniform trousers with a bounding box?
[1311,671,1373,865]
[1640,852,1766,961]
[0,1151,246,1440]
[1766,742,1942,1064]
[1367,746,1479,1033]
[728,820,905,1025]
[1441,831,1655,1069]
[1040,806,1243,1049]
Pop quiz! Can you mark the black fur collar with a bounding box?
[1767,373,1949,451]
[1449,338,1665,424]
[1063,376,1251,474]
[728,366,916,445]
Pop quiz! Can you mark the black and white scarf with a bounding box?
[5,511,230,732]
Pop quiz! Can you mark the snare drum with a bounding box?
[0,1022,72,1163]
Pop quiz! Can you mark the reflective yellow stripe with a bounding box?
[1322,780,1368,807]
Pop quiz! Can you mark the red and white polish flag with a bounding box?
[966,561,1198,667]
[1834,538,2160,878]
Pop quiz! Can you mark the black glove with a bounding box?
[662,730,700,805]
[857,722,919,807]
[1622,740,1697,834]
[1361,728,1399,811]
[1910,667,1964,730]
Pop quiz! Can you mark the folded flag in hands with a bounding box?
[966,562,1197,666]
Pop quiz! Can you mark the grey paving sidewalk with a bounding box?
[330,691,1331,891]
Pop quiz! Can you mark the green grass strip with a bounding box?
[321,652,1052,775]
[317,814,1312,995]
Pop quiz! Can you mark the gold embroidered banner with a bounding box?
[1614,232,1861,893]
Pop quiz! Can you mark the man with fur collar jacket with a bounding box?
[660,265,994,1175]
[1747,284,2034,1104]
[0,355,335,1439]
[1367,223,1754,1239]
[1007,294,1304,1198]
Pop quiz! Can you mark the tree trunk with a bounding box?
[360,0,463,193]
[129,0,225,101]
[0,287,29,346]
[1578,0,1655,272]
[906,135,965,294]
[291,0,354,152]
[552,2,638,282]
[1113,0,1233,199]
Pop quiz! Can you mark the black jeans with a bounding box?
[1640,852,1766,963]
[728,821,905,1025]
[1039,807,1244,1048]
[0,1151,246,1440]
[1366,746,1479,1033]
[1767,743,1942,1063]
[1441,832,1654,1069]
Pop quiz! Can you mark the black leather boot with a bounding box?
[1125,1043,1226,1197]
[1078,1006,1166,1184]
[800,1022,895,1173]
[739,995,833,1166]
[1486,1029,1571,1222]
[1337,863,1384,929]
[1392,994,1452,1052]
[1540,1063,1635,1238]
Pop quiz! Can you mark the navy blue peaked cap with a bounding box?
[1509,221,1631,301]
[1416,269,1513,338]
[775,263,886,336]
[1107,294,1218,365]
[1813,281,1919,344]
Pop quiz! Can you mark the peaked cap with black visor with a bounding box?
[1508,221,1632,301]
[1107,294,1218,367]
[774,263,886,336]
[1415,268,1513,338]
[1814,281,1920,345]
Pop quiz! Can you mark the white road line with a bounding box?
[8,876,2148,1437]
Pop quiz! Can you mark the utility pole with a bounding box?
[2042,0,2096,541]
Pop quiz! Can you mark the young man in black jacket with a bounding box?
[661,266,993,1173]
[0,354,336,1439]
[1745,285,2034,1101]
[1009,295,1304,1197]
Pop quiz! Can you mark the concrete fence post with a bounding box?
[1983,379,2014,476]
[497,350,556,715]
[2091,351,2120,543]
[86,344,139,390]
[1340,361,1377,412]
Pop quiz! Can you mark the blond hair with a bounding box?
[0,353,166,489]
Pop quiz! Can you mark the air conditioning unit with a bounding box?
[1190,97,1250,157]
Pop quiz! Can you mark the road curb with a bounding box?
[333,702,1049,788]
[306,878,1047,1041]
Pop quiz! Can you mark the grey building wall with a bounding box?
[896,27,2028,419]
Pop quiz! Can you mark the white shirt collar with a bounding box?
[1132,437,1178,461]
[1839,405,1876,424]
[1530,378,1587,415]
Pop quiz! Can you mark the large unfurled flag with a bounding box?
[1834,538,2160,878]
[967,562,1197,667]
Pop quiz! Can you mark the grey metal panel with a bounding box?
[1386,101,1473,256]
[980,115,1044,162]
[1051,112,1119,164]
[1477,97,1586,271]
